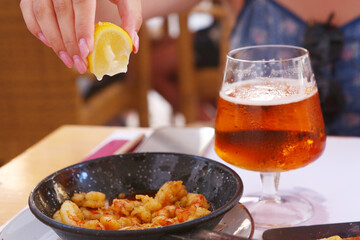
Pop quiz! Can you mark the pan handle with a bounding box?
[162,228,249,240]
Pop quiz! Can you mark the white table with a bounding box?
[204,136,360,239]
[1,125,358,239]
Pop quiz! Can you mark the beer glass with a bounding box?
[215,45,326,227]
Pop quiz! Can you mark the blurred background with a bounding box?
[0,0,231,165]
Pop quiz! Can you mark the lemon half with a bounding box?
[88,22,133,80]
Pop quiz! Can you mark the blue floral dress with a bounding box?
[230,0,360,136]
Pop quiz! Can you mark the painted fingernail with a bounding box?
[59,51,74,68]
[133,33,139,53]
[37,32,51,47]
[79,38,89,59]
[73,55,87,74]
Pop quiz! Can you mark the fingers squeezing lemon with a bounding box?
[88,22,133,80]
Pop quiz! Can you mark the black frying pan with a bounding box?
[29,152,243,240]
[263,221,360,240]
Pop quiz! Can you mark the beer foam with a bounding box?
[220,78,317,106]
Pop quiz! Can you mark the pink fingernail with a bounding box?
[73,55,87,74]
[79,38,90,59]
[59,51,74,68]
[37,32,51,47]
[133,33,139,53]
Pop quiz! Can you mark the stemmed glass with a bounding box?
[214,45,326,227]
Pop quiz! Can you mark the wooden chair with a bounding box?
[176,0,231,124]
[0,0,150,165]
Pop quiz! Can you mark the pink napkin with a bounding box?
[82,132,145,162]
[82,140,129,161]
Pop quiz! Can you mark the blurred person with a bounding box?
[20,0,360,135]
[229,0,360,136]
[150,13,223,120]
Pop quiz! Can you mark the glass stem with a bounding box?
[260,172,281,203]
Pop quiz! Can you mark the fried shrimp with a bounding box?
[82,191,106,208]
[53,181,211,230]
[59,200,85,227]
[155,181,188,206]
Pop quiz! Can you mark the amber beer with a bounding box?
[214,79,326,172]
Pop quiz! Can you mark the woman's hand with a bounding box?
[111,0,142,53]
[20,0,142,74]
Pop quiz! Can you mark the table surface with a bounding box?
[0,125,151,226]
[0,125,359,238]
[206,133,360,238]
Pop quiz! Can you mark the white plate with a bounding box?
[0,207,59,240]
[0,204,253,240]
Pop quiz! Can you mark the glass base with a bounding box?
[241,193,313,228]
